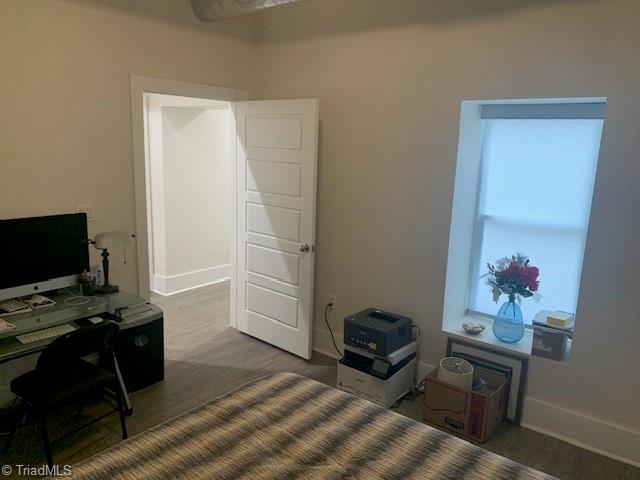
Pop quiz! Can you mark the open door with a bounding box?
[235,99,319,359]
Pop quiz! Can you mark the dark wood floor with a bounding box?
[1,282,638,479]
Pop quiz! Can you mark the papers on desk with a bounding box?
[0,320,16,332]
[0,299,31,316]
[25,294,56,310]
[0,295,55,317]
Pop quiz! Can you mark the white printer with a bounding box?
[337,308,418,408]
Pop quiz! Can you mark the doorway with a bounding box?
[145,93,232,298]
[131,76,319,359]
[131,75,248,331]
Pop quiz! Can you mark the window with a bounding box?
[467,103,604,324]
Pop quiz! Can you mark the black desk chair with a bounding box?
[2,322,128,467]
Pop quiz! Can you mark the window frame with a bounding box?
[466,116,596,324]
[441,97,606,356]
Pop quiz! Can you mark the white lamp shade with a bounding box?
[94,231,134,249]
[437,357,474,391]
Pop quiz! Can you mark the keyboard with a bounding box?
[16,324,77,345]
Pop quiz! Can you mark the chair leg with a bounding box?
[116,399,128,440]
[37,408,53,468]
[1,404,24,454]
[114,382,128,440]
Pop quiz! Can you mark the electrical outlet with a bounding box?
[328,294,337,307]
[77,203,95,221]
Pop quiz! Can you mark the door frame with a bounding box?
[130,75,249,328]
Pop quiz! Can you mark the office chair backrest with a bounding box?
[36,322,119,374]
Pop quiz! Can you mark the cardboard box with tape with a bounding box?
[423,366,508,443]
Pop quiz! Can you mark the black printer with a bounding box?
[343,308,412,356]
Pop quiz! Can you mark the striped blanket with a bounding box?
[69,372,554,479]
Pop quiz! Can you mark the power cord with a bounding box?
[390,377,426,409]
[324,303,343,358]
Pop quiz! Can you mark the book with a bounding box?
[546,311,575,329]
[532,310,575,331]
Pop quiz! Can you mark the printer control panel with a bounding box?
[345,334,379,353]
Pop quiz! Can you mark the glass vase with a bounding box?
[492,296,525,343]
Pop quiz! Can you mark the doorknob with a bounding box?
[299,243,310,253]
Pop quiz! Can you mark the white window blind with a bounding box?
[467,104,604,324]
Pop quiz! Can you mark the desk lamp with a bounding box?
[88,231,135,295]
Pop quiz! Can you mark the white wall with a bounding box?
[252,0,640,465]
[150,106,231,295]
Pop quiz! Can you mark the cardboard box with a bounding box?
[423,366,507,443]
[532,322,572,361]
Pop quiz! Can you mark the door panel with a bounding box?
[247,272,299,298]
[246,283,299,328]
[246,115,304,149]
[247,203,301,242]
[236,99,318,359]
[246,244,300,285]
[246,160,302,197]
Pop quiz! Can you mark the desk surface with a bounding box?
[0,290,146,362]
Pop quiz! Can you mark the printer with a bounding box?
[338,308,417,408]
[343,308,412,356]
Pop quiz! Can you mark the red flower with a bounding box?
[524,266,539,291]
[495,263,539,292]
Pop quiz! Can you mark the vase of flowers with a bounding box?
[485,253,540,343]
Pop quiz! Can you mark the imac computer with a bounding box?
[0,213,90,301]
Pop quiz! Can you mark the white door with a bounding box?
[235,99,318,359]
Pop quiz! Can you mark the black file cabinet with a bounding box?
[114,303,164,393]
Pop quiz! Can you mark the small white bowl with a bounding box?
[462,322,485,335]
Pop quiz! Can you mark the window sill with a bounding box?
[442,314,533,358]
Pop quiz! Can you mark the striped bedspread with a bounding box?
[69,372,554,479]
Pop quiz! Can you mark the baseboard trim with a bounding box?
[521,396,640,468]
[153,264,230,296]
[313,325,640,468]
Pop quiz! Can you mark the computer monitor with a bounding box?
[0,213,90,301]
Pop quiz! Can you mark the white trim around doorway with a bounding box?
[130,75,249,329]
